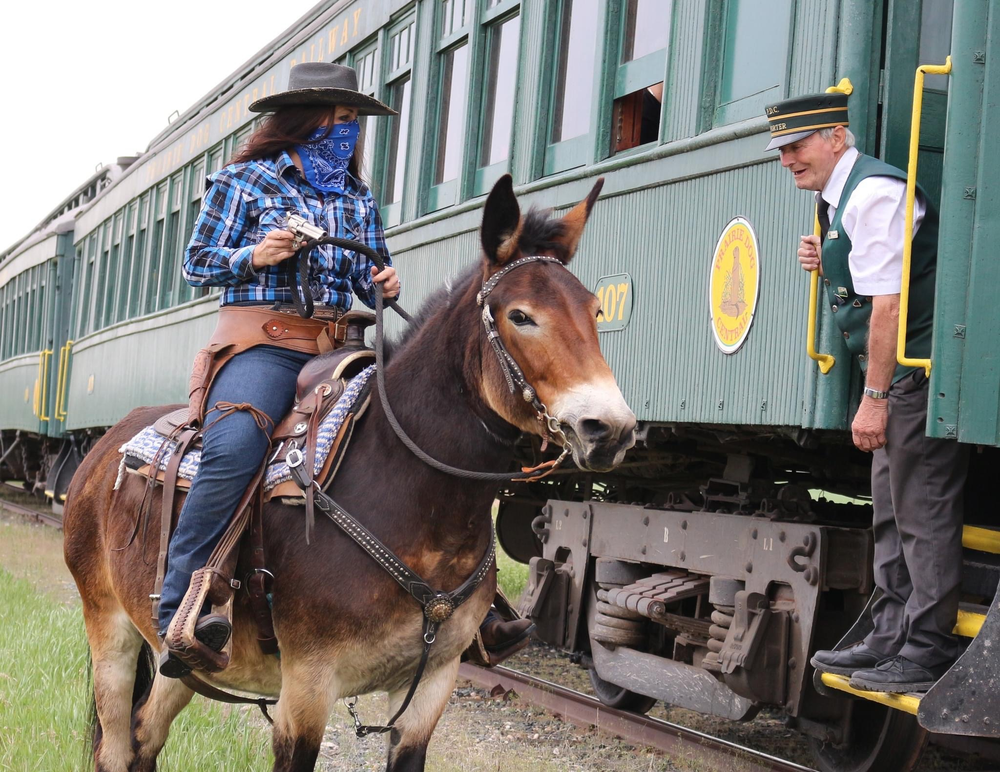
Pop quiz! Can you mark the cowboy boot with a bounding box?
[478,609,535,666]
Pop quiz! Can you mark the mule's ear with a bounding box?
[481,174,523,266]
[554,177,605,263]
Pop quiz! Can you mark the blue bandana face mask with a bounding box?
[294,120,360,194]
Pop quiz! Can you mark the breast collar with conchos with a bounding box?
[476,254,571,458]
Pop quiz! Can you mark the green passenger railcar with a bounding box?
[1,1,998,769]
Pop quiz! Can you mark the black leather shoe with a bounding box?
[848,655,950,693]
[810,643,889,676]
[158,615,232,679]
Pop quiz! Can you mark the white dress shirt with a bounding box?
[817,147,925,296]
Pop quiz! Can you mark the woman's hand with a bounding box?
[371,265,400,298]
[252,230,297,270]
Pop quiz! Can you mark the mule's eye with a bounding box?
[507,310,535,326]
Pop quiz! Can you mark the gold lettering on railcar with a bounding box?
[709,217,761,354]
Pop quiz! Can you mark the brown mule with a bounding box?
[63,174,635,772]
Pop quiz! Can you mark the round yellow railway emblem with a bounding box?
[709,217,760,354]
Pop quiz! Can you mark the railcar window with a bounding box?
[611,0,670,154]
[187,161,208,301]
[35,272,46,354]
[16,275,25,356]
[145,183,167,315]
[381,15,416,226]
[475,10,520,194]
[919,0,954,91]
[351,42,380,185]
[441,0,471,36]
[716,0,792,125]
[546,0,600,175]
[435,44,470,186]
[161,173,183,309]
[0,285,8,360]
[131,195,149,319]
[94,223,110,333]
[82,235,97,335]
[428,2,471,212]
[120,204,137,321]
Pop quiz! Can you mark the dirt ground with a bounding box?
[1,504,996,772]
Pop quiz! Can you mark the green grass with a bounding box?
[0,569,272,772]
[494,504,529,603]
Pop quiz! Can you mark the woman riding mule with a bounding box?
[135,62,528,677]
[64,141,636,770]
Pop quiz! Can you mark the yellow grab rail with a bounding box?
[37,349,53,421]
[56,342,70,421]
[55,341,73,422]
[808,211,836,374]
[899,57,952,377]
[805,78,853,374]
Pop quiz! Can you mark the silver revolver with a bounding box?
[285,213,328,251]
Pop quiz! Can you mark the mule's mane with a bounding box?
[386,208,568,359]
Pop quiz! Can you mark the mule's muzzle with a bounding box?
[564,412,636,472]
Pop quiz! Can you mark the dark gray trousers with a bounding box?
[864,370,969,668]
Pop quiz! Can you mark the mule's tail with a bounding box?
[87,641,156,768]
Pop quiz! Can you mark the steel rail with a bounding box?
[0,489,63,529]
[457,663,815,772]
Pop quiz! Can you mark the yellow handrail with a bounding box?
[805,78,853,374]
[899,57,952,376]
[55,341,73,422]
[808,211,836,374]
[38,349,53,421]
[33,352,44,417]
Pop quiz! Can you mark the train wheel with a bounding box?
[588,667,658,715]
[808,701,927,772]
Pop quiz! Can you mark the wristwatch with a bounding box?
[863,386,889,400]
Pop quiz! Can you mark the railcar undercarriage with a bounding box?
[501,422,1000,772]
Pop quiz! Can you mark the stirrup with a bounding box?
[164,568,234,673]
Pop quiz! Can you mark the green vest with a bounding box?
[819,154,938,383]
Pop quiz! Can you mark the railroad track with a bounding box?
[458,663,815,772]
[0,486,62,529]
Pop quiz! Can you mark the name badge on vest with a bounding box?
[828,230,839,239]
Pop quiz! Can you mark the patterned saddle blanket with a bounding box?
[118,364,375,495]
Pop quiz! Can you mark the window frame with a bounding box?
[713,0,795,126]
[425,0,476,213]
[349,38,382,197]
[145,182,168,315]
[471,1,522,197]
[379,12,418,226]
[542,0,612,177]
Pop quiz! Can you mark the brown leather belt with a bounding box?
[210,305,348,355]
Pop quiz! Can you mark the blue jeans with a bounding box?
[158,345,314,634]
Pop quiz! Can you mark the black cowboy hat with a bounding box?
[249,62,396,116]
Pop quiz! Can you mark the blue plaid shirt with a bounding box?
[183,151,392,309]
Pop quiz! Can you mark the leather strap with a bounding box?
[151,428,198,628]
[247,485,279,655]
[181,673,277,724]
